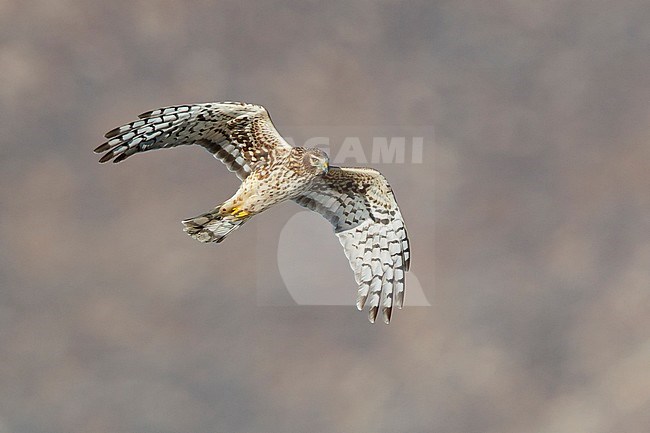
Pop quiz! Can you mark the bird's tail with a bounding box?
[182,207,249,243]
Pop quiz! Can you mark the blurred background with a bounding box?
[1,1,649,432]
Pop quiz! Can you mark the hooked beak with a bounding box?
[321,160,329,174]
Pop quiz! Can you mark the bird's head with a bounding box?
[304,148,330,175]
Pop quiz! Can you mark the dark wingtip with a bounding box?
[98,152,114,163]
[113,152,128,163]
[94,142,111,153]
[368,306,379,323]
[104,126,122,139]
[382,306,392,324]
[138,110,155,119]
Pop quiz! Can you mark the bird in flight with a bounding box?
[95,102,410,323]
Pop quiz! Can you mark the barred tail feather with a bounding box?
[182,210,245,243]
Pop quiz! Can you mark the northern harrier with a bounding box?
[95,102,410,323]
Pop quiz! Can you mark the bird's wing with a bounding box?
[94,102,292,180]
[293,167,410,324]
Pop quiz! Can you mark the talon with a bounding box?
[235,209,249,218]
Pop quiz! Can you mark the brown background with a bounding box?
[1,1,650,432]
